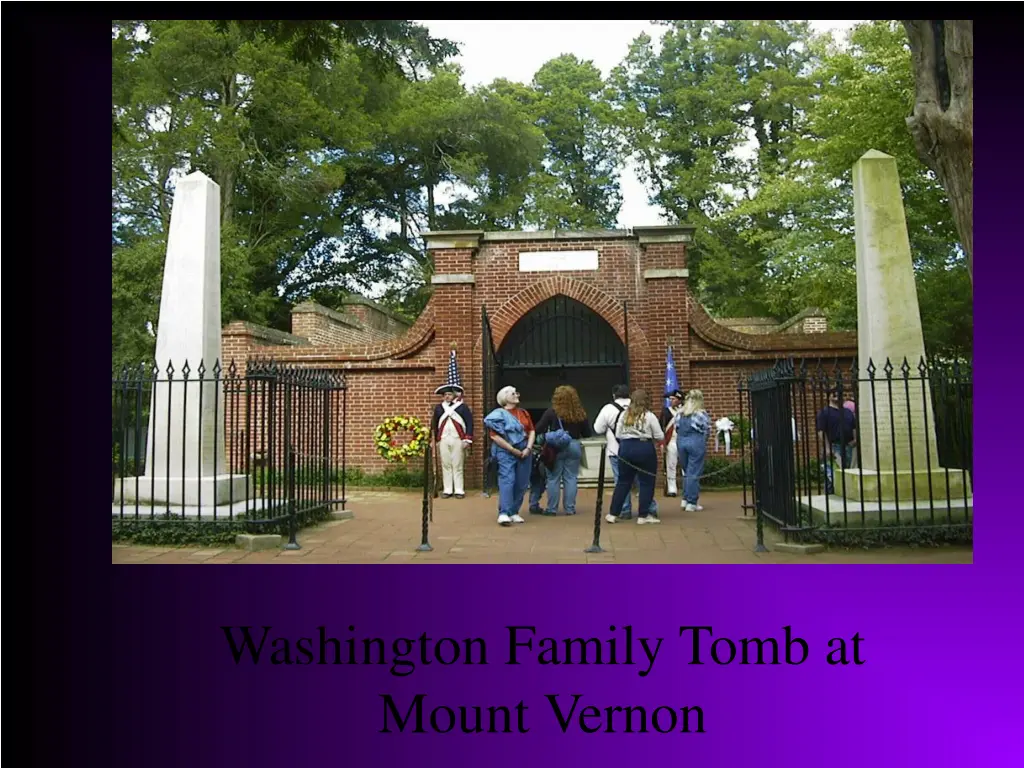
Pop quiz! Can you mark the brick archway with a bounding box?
[489,276,650,368]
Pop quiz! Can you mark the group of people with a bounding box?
[430,355,713,528]
[430,352,861,524]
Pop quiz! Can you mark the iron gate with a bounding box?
[746,359,800,530]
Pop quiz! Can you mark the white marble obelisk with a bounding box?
[842,150,970,502]
[129,171,246,506]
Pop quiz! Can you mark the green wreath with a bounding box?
[374,415,430,464]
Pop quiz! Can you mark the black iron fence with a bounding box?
[739,357,972,542]
[111,358,348,534]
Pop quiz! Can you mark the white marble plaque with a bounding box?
[518,249,599,272]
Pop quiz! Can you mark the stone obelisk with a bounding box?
[843,150,970,503]
[132,171,247,507]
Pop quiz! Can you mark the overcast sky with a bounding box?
[416,19,865,228]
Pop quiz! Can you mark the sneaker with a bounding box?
[454,493,465,499]
[497,514,512,526]
[604,514,618,524]
[511,514,525,524]
[638,516,661,525]
[528,506,543,514]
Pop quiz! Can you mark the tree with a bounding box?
[527,55,623,228]
[112,20,460,365]
[901,21,973,283]
[610,20,815,316]
[736,21,971,358]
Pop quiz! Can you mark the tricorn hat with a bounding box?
[435,348,465,395]
[665,388,684,400]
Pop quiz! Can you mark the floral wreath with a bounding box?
[374,415,430,464]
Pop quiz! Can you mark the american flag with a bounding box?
[446,348,463,389]
[664,345,680,408]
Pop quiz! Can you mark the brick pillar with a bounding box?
[422,230,483,488]
[635,226,696,396]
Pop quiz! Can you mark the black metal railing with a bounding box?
[111,358,348,533]
[739,357,973,542]
[482,305,500,496]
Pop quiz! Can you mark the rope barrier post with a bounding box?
[753,480,768,553]
[284,446,301,550]
[585,446,608,553]
[417,434,434,552]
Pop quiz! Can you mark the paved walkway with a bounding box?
[112,489,972,564]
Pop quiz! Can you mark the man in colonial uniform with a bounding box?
[432,349,474,498]
[661,388,685,497]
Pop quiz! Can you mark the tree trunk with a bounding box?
[219,73,238,224]
[426,174,436,231]
[902,20,973,283]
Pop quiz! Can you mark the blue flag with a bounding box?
[664,345,680,409]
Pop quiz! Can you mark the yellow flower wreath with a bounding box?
[374,415,430,464]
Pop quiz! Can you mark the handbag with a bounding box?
[539,443,558,470]
[545,417,572,450]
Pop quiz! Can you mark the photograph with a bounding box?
[111,19,973,564]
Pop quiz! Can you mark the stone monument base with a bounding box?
[114,474,250,506]
[839,467,972,503]
[801,493,972,527]
[111,498,284,520]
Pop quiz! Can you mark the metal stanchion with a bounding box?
[417,436,434,552]
[754,500,768,553]
[285,446,301,550]
[585,446,608,553]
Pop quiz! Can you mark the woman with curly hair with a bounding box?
[534,385,593,515]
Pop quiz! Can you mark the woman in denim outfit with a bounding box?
[676,389,710,512]
[483,385,535,527]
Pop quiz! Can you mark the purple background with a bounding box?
[19,15,1017,767]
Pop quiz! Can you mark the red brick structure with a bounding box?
[221,227,857,487]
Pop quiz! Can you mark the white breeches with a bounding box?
[439,431,465,495]
[665,438,684,494]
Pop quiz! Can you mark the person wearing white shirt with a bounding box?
[603,389,664,525]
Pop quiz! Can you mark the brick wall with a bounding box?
[219,228,857,487]
[290,302,403,346]
[339,297,414,336]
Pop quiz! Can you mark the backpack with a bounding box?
[610,403,625,435]
[545,417,572,450]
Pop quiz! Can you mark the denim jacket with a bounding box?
[484,407,528,451]
[676,410,710,439]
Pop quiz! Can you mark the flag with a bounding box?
[446,348,463,390]
[434,347,465,394]
[664,345,680,409]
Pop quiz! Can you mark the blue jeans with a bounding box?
[495,445,532,518]
[546,439,582,514]
[824,443,854,494]
[610,453,658,517]
[677,433,706,505]
[610,440,658,518]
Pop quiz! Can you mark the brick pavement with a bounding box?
[111,488,972,565]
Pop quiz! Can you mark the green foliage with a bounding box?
[113,19,970,362]
[730,21,971,355]
[699,456,752,488]
[526,55,623,228]
[808,521,972,549]
[111,504,335,547]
